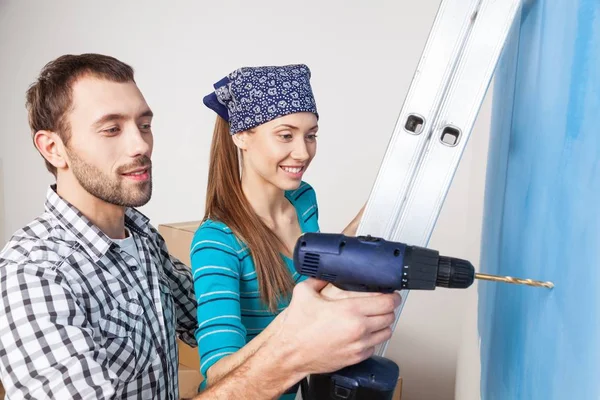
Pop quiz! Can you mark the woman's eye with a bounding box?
[140,124,152,131]
[279,133,293,141]
[306,134,318,142]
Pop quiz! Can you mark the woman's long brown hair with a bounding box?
[204,116,295,311]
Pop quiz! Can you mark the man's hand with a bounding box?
[320,282,380,300]
[273,278,401,377]
[191,279,400,400]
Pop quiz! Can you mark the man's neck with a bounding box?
[56,176,127,240]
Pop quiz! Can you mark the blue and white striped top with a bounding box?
[190,182,319,398]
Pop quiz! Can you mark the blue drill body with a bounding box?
[293,232,475,293]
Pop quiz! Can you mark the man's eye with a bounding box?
[103,127,120,134]
[140,124,152,131]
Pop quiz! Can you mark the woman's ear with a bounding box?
[232,131,250,150]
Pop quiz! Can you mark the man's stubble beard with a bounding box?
[66,149,152,208]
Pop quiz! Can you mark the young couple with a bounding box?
[0,54,399,399]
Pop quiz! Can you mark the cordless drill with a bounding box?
[292,232,476,400]
[292,232,552,399]
[294,232,477,293]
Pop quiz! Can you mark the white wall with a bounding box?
[0,1,490,398]
[0,158,4,247]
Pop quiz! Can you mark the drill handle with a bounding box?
[293,233,407,292]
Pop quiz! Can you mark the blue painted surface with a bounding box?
[479,1,600,398]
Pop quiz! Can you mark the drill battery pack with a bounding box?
[306,356,399,400]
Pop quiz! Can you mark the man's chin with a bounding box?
[126,196,151,208]
[126,187,152,208]
[106,181,152,208]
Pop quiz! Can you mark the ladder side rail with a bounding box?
[375,0,523,357]
[358,0,482,237]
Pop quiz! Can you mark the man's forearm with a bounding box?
[206,311,284,385]
[193,334,304,400]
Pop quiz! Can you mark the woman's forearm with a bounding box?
[342,204,365,236]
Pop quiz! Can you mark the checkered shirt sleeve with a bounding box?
[0,187,198,399]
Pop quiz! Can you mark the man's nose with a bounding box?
[127,126,152,158]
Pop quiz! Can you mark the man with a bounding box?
[0,54,400,399]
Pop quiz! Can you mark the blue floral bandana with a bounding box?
[203,64,319,134]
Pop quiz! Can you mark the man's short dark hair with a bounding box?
[26,53,135,176]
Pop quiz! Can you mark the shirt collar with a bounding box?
[45,185,152,262]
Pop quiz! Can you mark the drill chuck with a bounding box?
[294,233,475,292]
[436,256,475,289]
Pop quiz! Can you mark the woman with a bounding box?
[191,64,363,397]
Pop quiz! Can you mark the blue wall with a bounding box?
[479,1,600,398]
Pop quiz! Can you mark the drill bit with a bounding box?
[475,272,554,289]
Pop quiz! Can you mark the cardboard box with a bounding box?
[393,377,403,400]
[159,221,202,267]
[159,221,202,371]
[0,380,5,400]
[178,365,203,399]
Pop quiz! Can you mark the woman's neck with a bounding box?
[241,170,293,227]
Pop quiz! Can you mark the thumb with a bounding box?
[300,277,329,292]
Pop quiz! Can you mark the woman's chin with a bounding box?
[273,176,304,192]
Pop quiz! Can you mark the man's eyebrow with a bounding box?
[92,109,153,128]
[93,113,126,128]
[139,109,154,119]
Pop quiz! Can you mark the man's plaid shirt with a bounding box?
[0,186,198,399]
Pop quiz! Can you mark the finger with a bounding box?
[344,293,401,316]
[301,277,329,292]
[337,290,382,299]
[365,313,397,333]
[364,327,394,348]
[321,285,381,300]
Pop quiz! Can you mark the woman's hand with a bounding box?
[342,204,366,237]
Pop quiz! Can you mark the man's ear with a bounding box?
[34,130,68,171]
[232,131,250,151]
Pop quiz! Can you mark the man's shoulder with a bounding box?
[0,213,74,267]
[0,214,80,298]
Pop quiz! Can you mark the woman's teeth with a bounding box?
[281,166,303,174]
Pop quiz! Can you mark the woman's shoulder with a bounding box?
[191,219,248,256]
[194,219,235,237]
[286,181,319,229]
[285,181,317,205]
